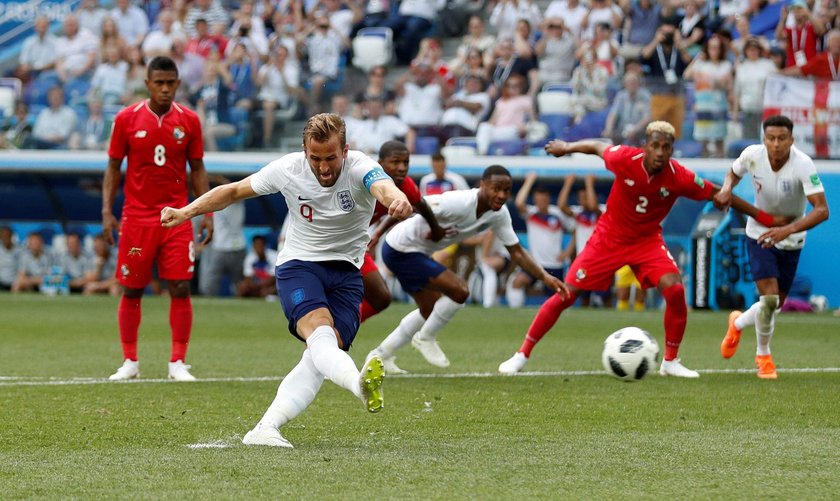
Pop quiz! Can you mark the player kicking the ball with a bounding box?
[715,115,829,379]
[161,114,412,447]
[498,121,787,377]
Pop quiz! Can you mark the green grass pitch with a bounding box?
[1,294,839,499]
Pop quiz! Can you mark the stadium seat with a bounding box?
[487,139,525,156]
[726,139,761,158]
[415,136,440,154]
[441,136,477,157]
[541,82,573,93]
[539,113,573,139]
[563,109,609,141]
[537,91,574,115]
[351,27,393,72]
[64,78,91,107]
[27,76,57,107]
[216,107,250,151]
[0,78,21,118]
[673,139,704,158]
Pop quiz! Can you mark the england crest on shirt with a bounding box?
[337,190,355,212]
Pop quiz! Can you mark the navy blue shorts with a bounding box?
[381,241,447,293]
[275,260,364,351]
[746,238,802,295]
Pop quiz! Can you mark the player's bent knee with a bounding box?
[368,293,391,312]
[760,294,779,312]
[451,285,470,305]
[123,286,144,299]
[661,282,685,303]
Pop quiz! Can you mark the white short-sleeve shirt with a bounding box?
[386,188,519,255]
[732,144,825,250]
[249,150,390,268]
[523,205,575,269]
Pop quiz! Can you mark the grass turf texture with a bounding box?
[1,294,839,499]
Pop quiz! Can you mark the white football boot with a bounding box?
[108,359,139,381]
[381,355,408,375]
[411,336,450,367]
[659,358,700,378]
[498,352,529,374]
[168,360,197,381]
[242,423,294,448]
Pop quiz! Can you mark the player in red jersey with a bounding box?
[359,140,446,322]
[498,121,787,377]
[102,56,212,381]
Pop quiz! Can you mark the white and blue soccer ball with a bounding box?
[602,327,659,381]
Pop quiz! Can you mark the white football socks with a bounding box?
[377,309,425,358]
[756,295,779,356]
[415,296,465,342]
[259,349,324,429]
[505,282,526,309]
[734,301,760,330]
[480,262,499,308]
[306,325,361,398]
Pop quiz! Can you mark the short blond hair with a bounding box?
[645,121,676,139]
[303,113,346,148]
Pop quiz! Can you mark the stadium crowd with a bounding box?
[3,0,840,156]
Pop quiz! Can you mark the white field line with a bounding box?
[1,367,839,387]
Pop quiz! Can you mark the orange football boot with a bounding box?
[755,354,778,379]
[720,310,743,359]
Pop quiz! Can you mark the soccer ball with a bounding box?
[601,327,659,382]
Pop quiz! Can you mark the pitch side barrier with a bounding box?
[0,151,838,306]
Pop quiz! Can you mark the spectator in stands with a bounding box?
[441,74,491,139]
[384,0,445,64]
[256,44,300,147]
[535,18,577,85]
[619,0,661,60]
[678,0,707,57]
[238,235,278,298]
[353,0,390,35]
[354,66,397,115]
[11,233,51,293]
[420,152,470,196]
[489,0,542,40]
[450,15,496,73]
[123,45,149,104]
[513,19,538,62]
[570,52,610,123]
[776,0,827,68]
[0,102,33,150]
[15,15,57,83]
[475,73,534,155]
[82,234,119,296]
[90,45,128,105]
[199,177,246,296]
[641,23,692,138]
[297,14,348,114]
[735,38,777,139]
[69,98,109,150]
[225,42,258,111]
[197,48,239,151]
[0,226,19,290]
[268,10,302,68]
[784,29,840,80]
[55,14,99,84]
[580,0,623,41]
[172,0,190,34]
[396,63,447,152]
[142,9,180,59]
[32,87,77,150]
[356,98,410,154]
[110,0,149,47]
[413,38,456,89]
[330,94,365,148]
[55,232,93,293]
[488,37,538,99]
[544,0,588,39]
[185,0,229,38]
[603,72,651,146]
[171,35,207,100]
[99,16,129,59]
[452,48,489,90]
[310,0,362,39]
[186,18,228,59]
[769,46,787,71]
[77,0,108,37]
[228,2,270,60]
[684,35,733,157]
[577,22,619,75]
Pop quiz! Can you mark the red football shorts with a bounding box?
[116,220,195,289]
[360,252,379,277]
[565,232,679,291]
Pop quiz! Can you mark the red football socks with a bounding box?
[169,297,193,362]
[661,283,687,361]
[518,291,577,357]
[118,296,141,361]
[359,299,380,323]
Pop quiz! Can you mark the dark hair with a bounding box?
[482,165,511,180]
[431,152,446,162]
[533,185,551,195]
[378,140,409,160]
[146,56,179,78]
[252,235,267,244]
[763,115,794,132]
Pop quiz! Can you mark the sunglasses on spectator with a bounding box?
[548,25,562,29]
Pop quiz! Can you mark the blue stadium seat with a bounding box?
[27,76,58,107]
[541,82,573,93]
[726,139,761,158]
[673,139,704,158]
[64,78,91,106]
[539,113,573,139]
[216,107,250,151]
[446,137,477,149]
[487,139,525,156]
[563,109,609,141]
[415,136,440,154]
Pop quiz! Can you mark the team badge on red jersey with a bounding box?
[173,126,185,140]
[576,268,587,281]
[659,187,670,198]
[128,247,142,257]
[121,264,130,277]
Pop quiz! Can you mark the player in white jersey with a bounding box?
[419,152,470,195]
[714,115,829,379]
[161,114,412,447]
[505,172,575,308]
[367,165,570,373]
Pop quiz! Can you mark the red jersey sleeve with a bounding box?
[676,164,715,201]
[602,145,643,176]
[186,111,204,160]
[401,177,422,205]
[107,111,128,160]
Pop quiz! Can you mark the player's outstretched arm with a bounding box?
[161,177,259,228]
[556,173,575,216]
[369,180,412,220]
[514,171,538,215]
[758,192,829,248]
[506,242,570,299]
[712,168,741,210]
[545,139,609,158]
[414,198,448,241]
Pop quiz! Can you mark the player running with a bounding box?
[103,56,212,382]
[160,113,412,448]
[360,140,445,322]
[368,165,570,373]
[715,115,829,379]
[498,121,787,377]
